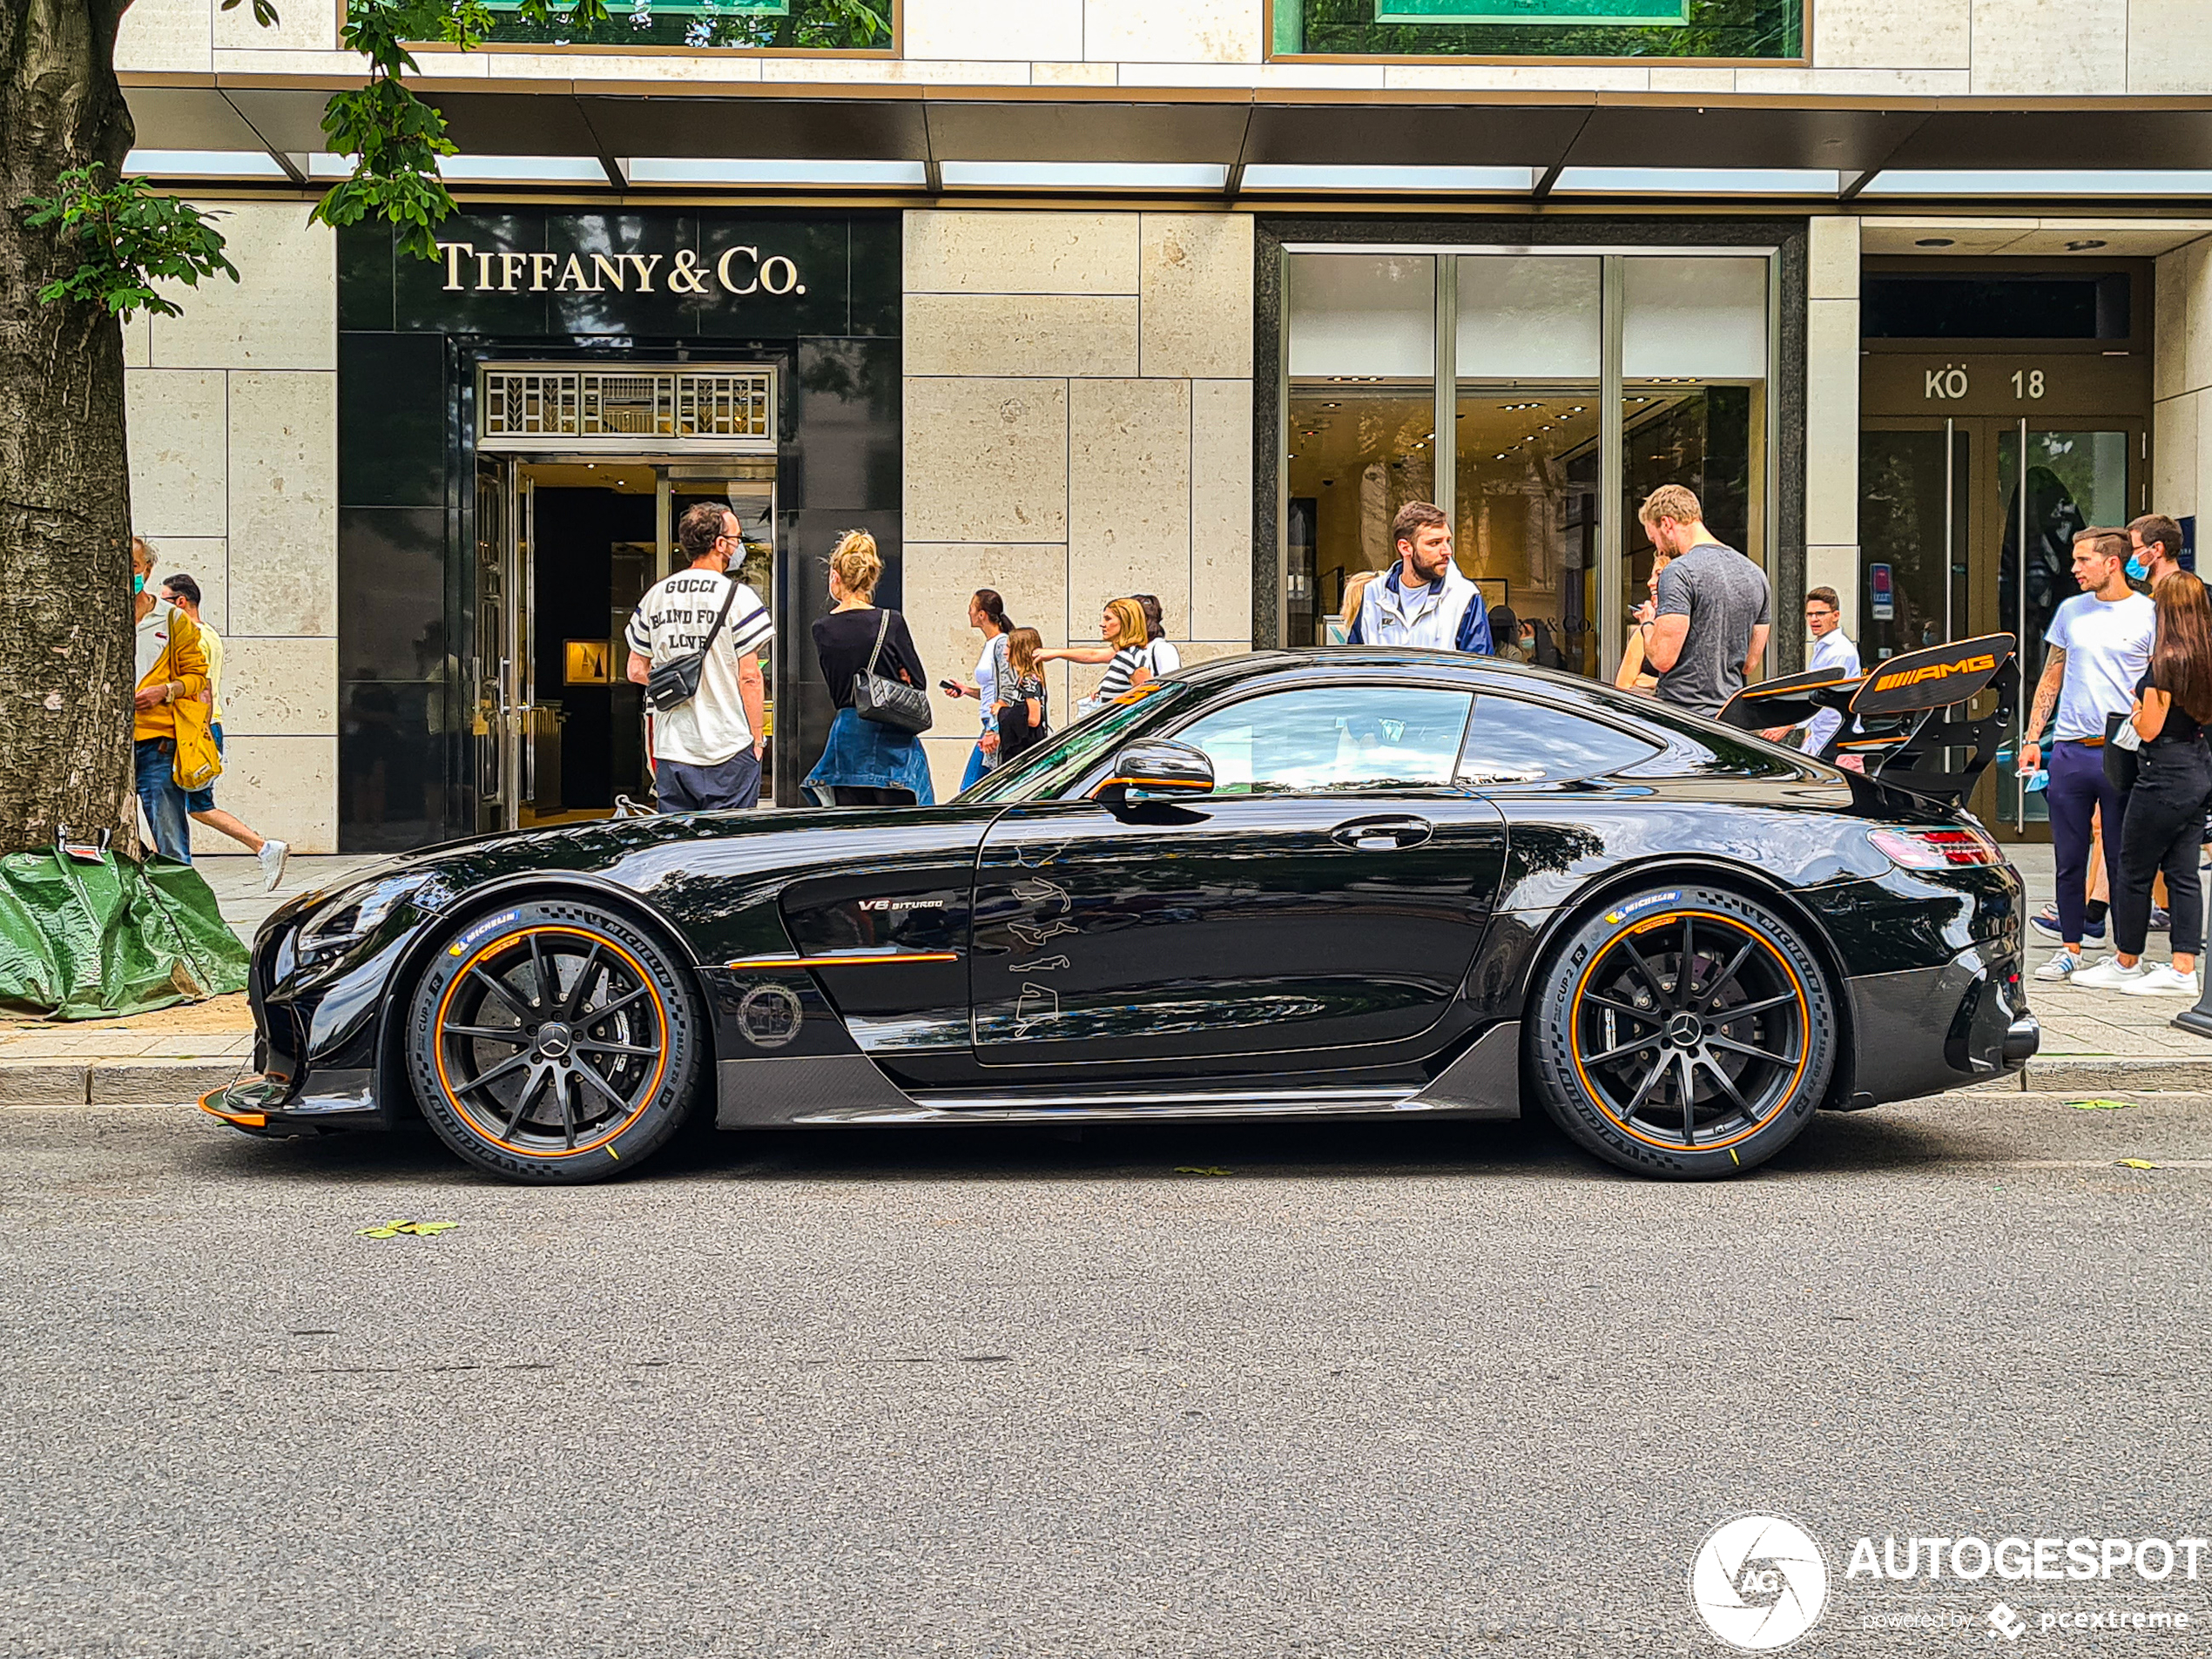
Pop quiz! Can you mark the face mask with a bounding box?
[2127,554,2149,582]
[132,574,145,594]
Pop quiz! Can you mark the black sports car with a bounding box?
[203,644,2039,1184]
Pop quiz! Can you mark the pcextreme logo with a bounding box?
[1690,1516,1831,1651]
[1871,652,1997,693]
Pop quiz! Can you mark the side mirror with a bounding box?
[1106,738,1214,800]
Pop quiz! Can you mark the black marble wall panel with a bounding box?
[336,212,902,850]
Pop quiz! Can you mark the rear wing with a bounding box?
[1717,633,2019,808]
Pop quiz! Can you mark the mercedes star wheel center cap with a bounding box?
[535,1022,573,1060]
[1666,1013,1703,1049]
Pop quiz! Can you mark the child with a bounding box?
[995,628,1049,763]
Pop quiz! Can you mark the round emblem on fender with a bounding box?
[736,983,804,1049]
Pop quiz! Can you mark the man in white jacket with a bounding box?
[1346,502,1494,655]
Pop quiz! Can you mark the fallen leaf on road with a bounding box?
[2114,1159,2159,1170]
[358,1219,461,1238]
[1172,1166,1233,1177]
[2067,1098,2138,1111]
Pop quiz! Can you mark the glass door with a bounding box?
[1993,424,2134,833]
[1859,422,1969,664]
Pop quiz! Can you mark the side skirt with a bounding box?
[716,1023,1522,1129]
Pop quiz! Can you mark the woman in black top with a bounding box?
[801,530,934,807]
[2101,571,2212,994]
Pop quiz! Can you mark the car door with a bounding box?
[970,681,1507,1071]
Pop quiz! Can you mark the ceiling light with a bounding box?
[1868,170,2212,196]
[627,158,927,187]
[1554,167,1840,195]
[123,149,289,179]
[940,161,1228,190]
[2066,239,2108,251]
[1243,164,1535,192]
[1913,237,1956,247]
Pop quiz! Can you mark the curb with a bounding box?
[0,1060,246,1108]
[1977,1055,2212,1092]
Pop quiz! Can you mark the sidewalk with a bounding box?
[0,846,2206,1106]
[0,853,387,1108]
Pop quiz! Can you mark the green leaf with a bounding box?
[22,167,239,320]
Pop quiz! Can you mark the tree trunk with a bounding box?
[0,0,136,853]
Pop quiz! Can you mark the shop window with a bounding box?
[1454,257,1602,675]
[474,0,891,50]
[1271,0,1803,60]
[1286,256,1439,647]
[1619,257,1767,658]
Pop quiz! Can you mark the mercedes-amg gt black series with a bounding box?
[204,642,2039,1184]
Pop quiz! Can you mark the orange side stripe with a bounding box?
[725,950,960,969]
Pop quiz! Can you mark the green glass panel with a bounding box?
[1375,1,1689,23]
[477,0,887,50]
[1281,0,1799,57]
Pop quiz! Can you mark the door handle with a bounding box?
[1331,816,1433,851]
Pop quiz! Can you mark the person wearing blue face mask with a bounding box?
[2129,513,2186,589]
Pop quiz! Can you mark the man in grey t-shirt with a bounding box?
[1631,483,1771,714]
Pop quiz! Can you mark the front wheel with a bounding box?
[1527,885,1836,1179]
[406,900,703,1184]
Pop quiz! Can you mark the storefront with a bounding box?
[336,208,899,848]
[1261,218,1802,681]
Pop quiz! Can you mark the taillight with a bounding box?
[1870,825,2004,869]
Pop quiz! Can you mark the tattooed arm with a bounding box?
[2019,645,2066,772]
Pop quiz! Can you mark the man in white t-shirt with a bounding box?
[624,502,772,812]
[2019,527,2156,981]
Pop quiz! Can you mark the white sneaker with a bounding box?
[257,838,290,893]
[2070,956,2148,989]
[2033,947,2097,981]
[2119,963,2202,997]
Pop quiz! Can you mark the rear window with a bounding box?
[1457,695,1662,786]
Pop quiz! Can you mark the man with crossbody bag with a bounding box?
[624,502,772,812]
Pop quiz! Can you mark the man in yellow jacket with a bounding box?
[132,536,209,862]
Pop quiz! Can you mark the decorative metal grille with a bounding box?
[479,366,774,450]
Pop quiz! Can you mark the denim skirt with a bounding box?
[803,707,936,806]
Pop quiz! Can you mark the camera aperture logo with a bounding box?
[1691,1515,1831,1651]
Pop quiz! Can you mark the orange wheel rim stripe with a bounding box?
[432,924,668,1159]
[1568,910,1810,1154]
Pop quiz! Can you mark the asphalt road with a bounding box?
[3,1093,2209,1658]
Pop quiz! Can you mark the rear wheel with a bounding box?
[1527,886,1835,1179]
[406,900,702,1184]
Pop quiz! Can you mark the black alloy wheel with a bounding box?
[405,900,702,1183]
[1528,885,1836,1179]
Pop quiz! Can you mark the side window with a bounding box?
[1176,685,1474,795]
[1457,695,1662,785]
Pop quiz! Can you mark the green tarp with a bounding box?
[0,851,248,1021]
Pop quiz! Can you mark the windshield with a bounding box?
[956,682,1191,806]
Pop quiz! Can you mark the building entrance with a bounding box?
[469,363,779,832]
[1862,354,2150,840]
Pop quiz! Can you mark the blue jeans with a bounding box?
[2047,738,2126,948]
[134,738,192,864]
[961,740,992,792]
[655,747,761,813]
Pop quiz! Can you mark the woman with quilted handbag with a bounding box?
[803,530,936,807]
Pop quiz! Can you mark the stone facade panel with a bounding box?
[2129,1,2212,93]
[125,369,228,539]
[149,540,231,633]
[1069,377,1191,636]
[1083,0,1259,64]
[1812,0,1970,70]
[1804,299,1862,550]
[906,0,1082,61]
[905,378,1070,543]
[150,203,336,372]
[115,0,212,72]
[1968,0,2127,98]
[188,735,336,855]
[225,371,338,637]
[902,542,1072,709]
[907,211,1140,295]
[212,0,339,51]
[213,636,340,736]
[1190,380,1254,643]
[906,293,1140,377]
[1139,213,1254,380]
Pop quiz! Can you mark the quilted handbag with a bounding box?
[852,610,932,734]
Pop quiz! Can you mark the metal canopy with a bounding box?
[121,75,2212,195]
